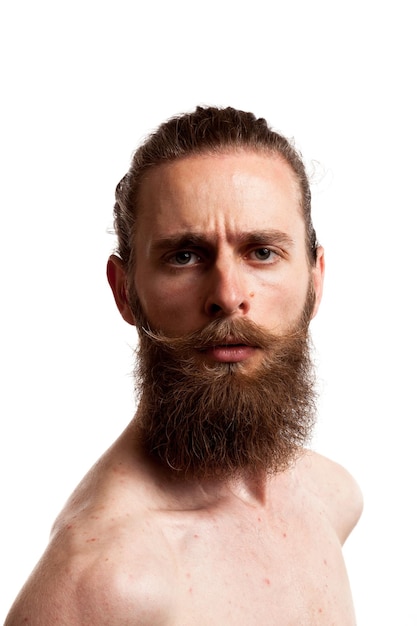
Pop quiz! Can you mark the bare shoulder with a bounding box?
[296,449,363,544]
[5,430,175,625]
[5,522,174,626]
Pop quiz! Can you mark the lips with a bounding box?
[200,342,257,363]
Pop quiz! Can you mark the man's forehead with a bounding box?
[136,151,303,226]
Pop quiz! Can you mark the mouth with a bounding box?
[198,340,258,363]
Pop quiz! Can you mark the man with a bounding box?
[6,106,362,624]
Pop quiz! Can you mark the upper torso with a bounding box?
[5,422,363,625]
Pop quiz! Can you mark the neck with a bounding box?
[132,428,298,511]
[159,472,273,512]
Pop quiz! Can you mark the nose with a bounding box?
[204,259,251,318]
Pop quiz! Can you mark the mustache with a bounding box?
[140,316,307,353]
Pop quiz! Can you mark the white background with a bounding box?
[1,1,416,623]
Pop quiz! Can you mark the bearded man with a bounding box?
[5,106,363,625]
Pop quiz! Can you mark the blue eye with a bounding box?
[250,247,281,263]
[254,248,272,260]
[175,251,192,264]
[169,251,200,266]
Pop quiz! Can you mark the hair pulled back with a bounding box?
[113,106,317,272]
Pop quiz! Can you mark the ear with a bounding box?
[310,246,325,320]
[106,255,136,326]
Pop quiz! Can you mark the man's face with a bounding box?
[129,150,324,361]
[108,149,325,477]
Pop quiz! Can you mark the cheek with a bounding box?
[259,273,310,329]
[136,278,199,332]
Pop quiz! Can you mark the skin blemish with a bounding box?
[263,578,271,586]
[194,534,199,538]
[323,559,327,566]
[113,462,128,476]
[86,538,97,543]
[282,532,287,538]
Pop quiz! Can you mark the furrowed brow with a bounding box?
[151,232,214,253]
[236,230,295,247]
[150,229,294,253]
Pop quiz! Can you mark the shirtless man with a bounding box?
[5,106,363,625]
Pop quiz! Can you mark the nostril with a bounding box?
[207,300,248,317]
[209,303,223,315]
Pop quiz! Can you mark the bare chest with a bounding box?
[163,510,356,626]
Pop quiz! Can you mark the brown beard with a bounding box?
[129,290,317,480]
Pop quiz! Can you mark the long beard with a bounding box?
[131,301,317,480]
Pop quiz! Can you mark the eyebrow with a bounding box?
[150,230,295,252]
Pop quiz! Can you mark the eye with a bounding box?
[168,250,201,266]
[249,247,279,263]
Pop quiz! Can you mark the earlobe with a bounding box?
[106,255,136,326]
[310,246,325,320]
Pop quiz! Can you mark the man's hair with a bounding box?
[113,105,318,272]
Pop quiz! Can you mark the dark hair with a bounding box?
[113,106,318,272]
